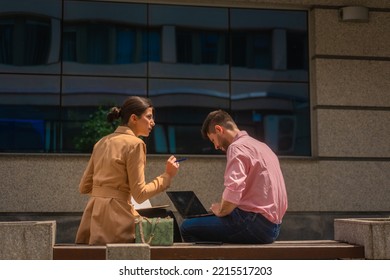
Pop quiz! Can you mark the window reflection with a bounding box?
[149,5,229,79]
[62,1,147,76]
[0,1,310,156]
[0,16,51,66]
[231,81,309,155]
[230,9,308,81]
[0,0,61,152]
[62,76,147,107]
[176,28,229,65]
[149,79,229,108]
[287,30,308,70]
[63,23,149,65]
[232,31,272,69]
[0,0,61,73]
[147,108,218,155]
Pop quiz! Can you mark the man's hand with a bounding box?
[210,199,237,217]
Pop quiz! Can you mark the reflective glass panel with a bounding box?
[148,78,229,154]
[230,9,309,155]
[148,5,229,79]
[0,0,61,74]
[231,81,310,155]
[0,0,61,152]
[62,1,147,76]
[0,2,310,156]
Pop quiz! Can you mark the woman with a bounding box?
[75,96,179,245]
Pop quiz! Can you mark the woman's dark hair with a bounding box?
[107,96,153,125]
[201,109,235,139]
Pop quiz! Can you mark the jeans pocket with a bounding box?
[228,215,264,243]
[230,208,256,226]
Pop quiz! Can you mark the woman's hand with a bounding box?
[165,155,180,179]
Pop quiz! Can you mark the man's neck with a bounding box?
[225,128,240,144]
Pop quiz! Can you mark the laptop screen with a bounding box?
[166,191,208,217]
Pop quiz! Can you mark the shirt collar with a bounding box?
[114,125,136,137]
[233,130,248,142]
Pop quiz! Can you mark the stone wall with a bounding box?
[0,154,389,242]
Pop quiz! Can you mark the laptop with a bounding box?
[166,191,214,219]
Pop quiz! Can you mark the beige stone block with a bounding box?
[278,159,321,212]
[317,109,390,157]
[106,243,150,260]
[335,218,390,259]
[316,59,390,107]
[319,161,390,211]
[0,155,88,212]
[313,9,390,57]
[0,221,56,260]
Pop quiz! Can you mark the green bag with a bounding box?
[135,217,173,246]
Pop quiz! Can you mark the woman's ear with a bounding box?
[130,114,138,122]
[128,114,138,125]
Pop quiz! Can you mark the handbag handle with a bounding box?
[138,217,160,244]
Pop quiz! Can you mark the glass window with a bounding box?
[62,1,147,76]
[0,0,61,74]
[61,76,147,152]
[0,1,310,156]
[148,78,229,154]
[148,29,161,62]
[0,16,51,66]
[232,31,272,69]
[0,74,61,152]
[176,29,229,65]
[229,8,309,155]
[287,30,308,70]
[60,1,148,152]
[0,0,61,152]
[63,22,148,65]
[148,5,229,80]
[231,81,310,155]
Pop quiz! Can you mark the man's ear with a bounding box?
[215,125,223,134]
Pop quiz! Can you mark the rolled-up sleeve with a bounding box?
[222,148,248,204]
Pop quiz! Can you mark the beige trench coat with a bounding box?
[75,126,170,245]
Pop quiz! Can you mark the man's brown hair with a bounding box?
[201,110,236,139]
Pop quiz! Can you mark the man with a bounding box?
[180,110,288,244]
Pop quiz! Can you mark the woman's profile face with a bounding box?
[133,107,155,137]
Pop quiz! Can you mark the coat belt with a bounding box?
[91,186,130,202]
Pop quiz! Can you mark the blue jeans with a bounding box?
[180,208,281,244]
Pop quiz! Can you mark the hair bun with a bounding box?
[107,107,121,123]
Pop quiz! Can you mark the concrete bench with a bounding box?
[150,240,364,260]
[0,219,366,260]
[53,240,365,260]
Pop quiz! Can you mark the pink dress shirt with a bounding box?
[222,131,288,224]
